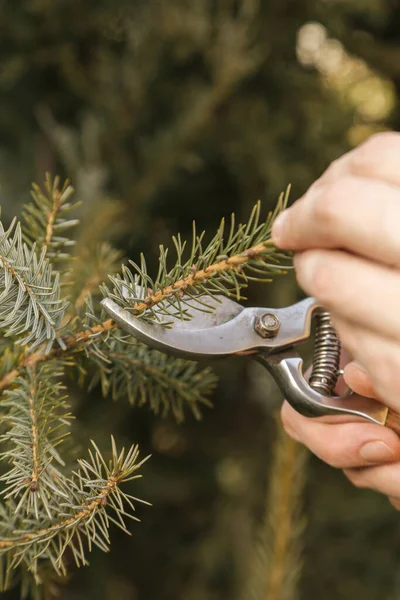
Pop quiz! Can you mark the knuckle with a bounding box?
[313,178,353,232]
[321,440,352,469]
[322,451,343,469]
[313,184,341,226]
[378,353,400,396]
[351,132,400,177]
[310,259,336,306]
[332,322,359,355]
[317,158,342,185]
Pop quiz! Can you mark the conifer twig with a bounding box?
[242,416,308,600]
[0,473,133,551]
[22,174,79,263]
[70,243,123,309]
[0,173,292,593]
[0,220,66,351]
[0,230,289,394]
[105,193,291,325]
[129,240,276,315]
[0,438,150,577]
[0,319,116,394]
[264,428,306,600]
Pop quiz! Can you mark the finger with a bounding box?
[343,361,376,398]
[331,315,400,411]
[347,132,400,188]
[316,132,400,189]
[281,401,400,469]
[389,497,400,510]
[344,462,400,498]
[293,249,400,341]
[272,176,400,267]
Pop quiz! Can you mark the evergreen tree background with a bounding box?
[1,1,400,598]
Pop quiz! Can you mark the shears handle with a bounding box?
[258,349,400,436]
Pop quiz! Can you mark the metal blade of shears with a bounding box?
[100,295,318,360]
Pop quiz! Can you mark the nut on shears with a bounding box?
[101,294,391,430]
[254,313,281,338]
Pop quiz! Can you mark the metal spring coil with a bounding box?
[309,311,341,396]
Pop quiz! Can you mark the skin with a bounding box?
[271,132,400,510]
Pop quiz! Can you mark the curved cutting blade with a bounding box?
[101,295,319,361]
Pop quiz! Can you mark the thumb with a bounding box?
[343,360,377,398]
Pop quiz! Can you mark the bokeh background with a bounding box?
[1,1,400,599]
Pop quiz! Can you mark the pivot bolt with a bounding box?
[254,313,280,338]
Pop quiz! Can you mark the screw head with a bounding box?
[254,313,280,338]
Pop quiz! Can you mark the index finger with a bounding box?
[313,132,400,190]
[281,401,400,468]
[271,134,400,266]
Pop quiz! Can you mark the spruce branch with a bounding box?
[242,416,308,600]
[22,174,79,264]
[0,218,67,351]
[0,438,149,583]
[0,175,293,596]
[0,363,73,520]
[0,305,215,422]
[69,243,124,309]
[0,345,149,593]
[0,190,290,408]
[103,189,291,325]
[0,318,117,395]
[87,337,217,422]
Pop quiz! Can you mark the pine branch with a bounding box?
[68,243,123,309]
[0,438,150,585]
[22,174,79,264]
[242,416,308,600]
[103,190,291,325]
[87,336,217,422]
[0,324,149,593]
[0,192,290,399]
[0,318,117,394]
[0,218,67,351]
[0,175,293,595]
[0,309,215,422]
[0,363,73,520]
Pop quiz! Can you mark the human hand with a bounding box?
[271,132,400,509]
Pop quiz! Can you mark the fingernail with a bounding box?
[271,211,288,245]
[359,440,396,463]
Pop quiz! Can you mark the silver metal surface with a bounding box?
[254,313,281,338]
[101,295,389,426]
[258,349,388,426]
[101,296,319,360]
[309,311,341,395]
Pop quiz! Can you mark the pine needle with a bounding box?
[102,189,291,325]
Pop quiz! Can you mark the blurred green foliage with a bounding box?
[1,1,400,599]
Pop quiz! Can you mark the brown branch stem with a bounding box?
[0,477,118,550]
[0,239,277,395]
[44,188,62,250]
[28,376,40,486]
[0,319,117,394]
[130,240,277,313]
[0,253,53,327]
[109,353,213,401]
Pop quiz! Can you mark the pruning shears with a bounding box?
[101,294,399,434]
